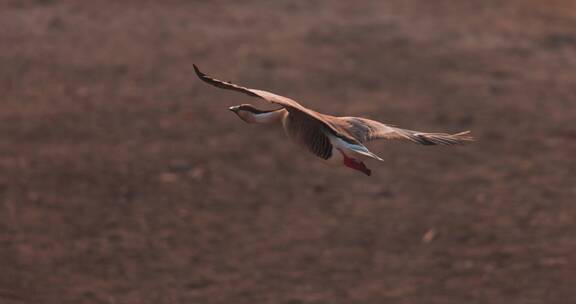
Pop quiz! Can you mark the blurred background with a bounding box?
[1,1,575,303]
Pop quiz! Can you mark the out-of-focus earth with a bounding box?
[0,1,575,303]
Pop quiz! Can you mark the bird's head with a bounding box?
[229,104,260,123]
[229,104,282,124]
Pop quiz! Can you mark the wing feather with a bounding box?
[194,64,306,110]
[285,111,333,160]
[338,117,473,145]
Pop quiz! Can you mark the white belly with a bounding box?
[325,134,383,165]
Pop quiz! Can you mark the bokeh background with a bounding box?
[1,1,575,303]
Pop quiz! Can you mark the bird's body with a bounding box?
[194,65,473,176]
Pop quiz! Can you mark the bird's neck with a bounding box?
[247,109,286,124]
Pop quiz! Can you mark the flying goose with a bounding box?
[194,65,473,176]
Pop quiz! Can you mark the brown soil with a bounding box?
[1,1,575,303]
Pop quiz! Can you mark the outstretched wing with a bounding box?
[194,64,361,145]
[194,64,308,111]
[338,117,473,145]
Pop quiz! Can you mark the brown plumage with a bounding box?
[194,64,360,144]
[285,110,334,160]
[194,64,473,175]
[338,117,473,145]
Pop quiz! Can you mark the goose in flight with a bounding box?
[194,65,473,176]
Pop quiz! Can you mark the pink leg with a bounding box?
[337,149,371,176]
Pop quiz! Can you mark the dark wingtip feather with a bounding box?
[192,64,262,99]
[193,64,206,79]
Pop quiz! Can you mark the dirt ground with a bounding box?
[0,1,575,303]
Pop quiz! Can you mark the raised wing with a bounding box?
[194,64,361,144]
[194,64,306,110]
[338,117,473,145]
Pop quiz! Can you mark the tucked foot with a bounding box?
[338,149,372,176]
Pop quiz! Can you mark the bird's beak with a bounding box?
[229,106,239,113]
